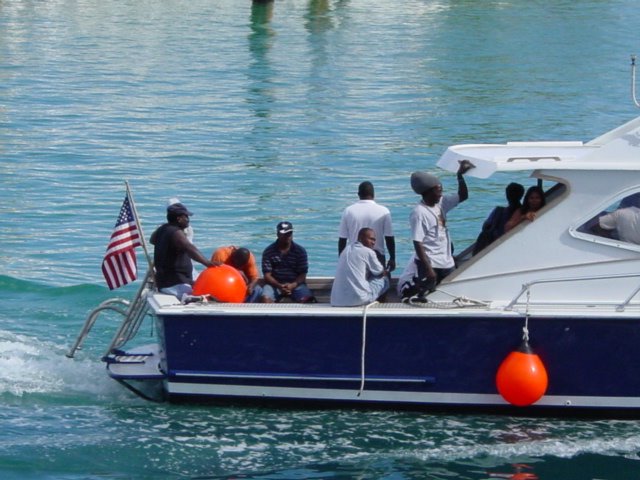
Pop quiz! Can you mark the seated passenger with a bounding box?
[330,227,389,307]
[593,205,640,244]
[504,186,546,232]
[211,246,263,302]
[261,221,316,303]
[472,182,524,255]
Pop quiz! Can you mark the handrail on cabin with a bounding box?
[632,55,640,108]
[505,272,640,312]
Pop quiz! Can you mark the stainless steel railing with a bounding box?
[66,268,154,359]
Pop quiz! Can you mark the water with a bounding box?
[2,0,640,478]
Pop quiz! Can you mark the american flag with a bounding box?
[101,194,142,290]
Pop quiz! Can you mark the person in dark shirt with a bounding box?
[504,185,546,232]
[150,202,217,300]
[472,182,524,255]
[261,221,315,303]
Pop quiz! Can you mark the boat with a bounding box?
[67,64,640,416]
[66,112,640,416]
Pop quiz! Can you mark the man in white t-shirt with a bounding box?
[398,160,475,300]
[598,206,640,244]
[338,181,396,272]
[331,228,389,307]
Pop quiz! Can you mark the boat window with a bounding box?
[575,192,640,247]
[544,181,566,202]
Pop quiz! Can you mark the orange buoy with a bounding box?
[496,340,548,406]
[192,265,246,303]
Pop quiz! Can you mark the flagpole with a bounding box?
[125,180,153,269]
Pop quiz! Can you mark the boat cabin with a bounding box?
[432,115,640,310]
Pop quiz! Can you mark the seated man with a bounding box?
[330,227,389,307]
[594,205,640,244]
[211,246,263,303]
[261,221,315,303]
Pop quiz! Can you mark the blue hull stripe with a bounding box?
[171,370,435,384]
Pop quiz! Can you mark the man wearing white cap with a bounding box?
[398,159,475,300]
[261,221,315,303]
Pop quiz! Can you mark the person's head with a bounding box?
[229,247,251,269]
[505,182,525,206]
[167,202,193,229]
[358,181,375,200]
[276,221,293,246]
[357,227,376,249]
[411,171,442,206]
[522,186,545,213]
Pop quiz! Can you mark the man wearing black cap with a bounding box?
[261,221,315,303]
[150,202,218,300]
[398,160,474,300]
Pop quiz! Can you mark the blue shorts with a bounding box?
[262,283,315,303]
[245,284,263,303]
[369,276,390,301]
[159,283,193,300]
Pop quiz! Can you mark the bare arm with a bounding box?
[413,240,435,281]
[504,210,523,232]
[456,160,474,203]
[263,271,282,289]
[385,235,396,272]
[338,237,347,256]
[281,272,307,295]
[173,230,217,268]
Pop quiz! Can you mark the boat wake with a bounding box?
[0,328,128,401]
[111,408,640,478]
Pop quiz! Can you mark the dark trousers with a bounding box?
[415,260,454,295]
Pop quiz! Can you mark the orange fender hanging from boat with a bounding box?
[193,265,246,303]
[496,340,548,406]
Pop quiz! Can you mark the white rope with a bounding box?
[522,288,531,342]
[405,288,490,309]
[357,301,378,397]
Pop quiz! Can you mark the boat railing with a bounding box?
[66,268,155,359]
[632,54,640,108]
[505,272,640,312]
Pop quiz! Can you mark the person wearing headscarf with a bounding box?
[398,159,475,300]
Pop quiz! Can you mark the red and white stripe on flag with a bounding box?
[101,195,142,290]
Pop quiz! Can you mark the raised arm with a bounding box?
[456,159,475,203]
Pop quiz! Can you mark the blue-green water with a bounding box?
[2,0,640,478]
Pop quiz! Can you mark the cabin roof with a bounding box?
[437,115,640,178]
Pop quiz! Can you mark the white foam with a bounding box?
[0,329,124,399]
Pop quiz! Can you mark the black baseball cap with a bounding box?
[277,221,293,234]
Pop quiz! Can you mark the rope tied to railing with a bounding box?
[405,288,491,309]
[522,288,531,342]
